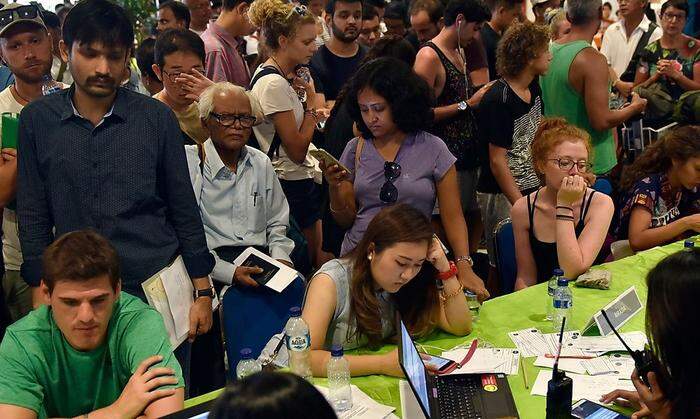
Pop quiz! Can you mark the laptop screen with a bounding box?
[399,319,431,416]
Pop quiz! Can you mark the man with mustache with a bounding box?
[0,4,60,325]
[310,0,366,108]
[15,0,215,388]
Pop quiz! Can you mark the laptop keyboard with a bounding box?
[436,376,483,419]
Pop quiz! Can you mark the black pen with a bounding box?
[253,192,258,206]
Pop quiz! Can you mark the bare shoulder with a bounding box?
[574,47,608,71]
[511,194,531,227]
[414,46,441,68]
[590,189,614,212]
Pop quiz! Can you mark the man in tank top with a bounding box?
[414,0,493,256]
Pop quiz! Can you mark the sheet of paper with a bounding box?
[142,272,186,347]
[316,384,396,419]
[531,371,635,402]
[160,256,195,340]
[542,330,587,357]
[441,348,520,375]
[533,356,588,375]
[508,328,549,357]
[575,332,647,354]
[582,354,636,378]
[233,247,299,292]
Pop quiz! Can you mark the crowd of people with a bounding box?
[0,0,698,417]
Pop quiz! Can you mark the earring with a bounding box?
[368,254,373,261]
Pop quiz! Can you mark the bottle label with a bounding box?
[547,285,556,296]
[553,299,572,309]
[286,333,310,351]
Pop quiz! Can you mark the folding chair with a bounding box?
[493,218,517,295]
[220,277,306,380]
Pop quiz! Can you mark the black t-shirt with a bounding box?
[480,24,500,81]
[309,44,367,101]
[477,79,543,194]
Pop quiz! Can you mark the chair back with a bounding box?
[221,277,305,379]
[493,218,517,295]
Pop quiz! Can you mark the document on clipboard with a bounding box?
[141,256,218,347]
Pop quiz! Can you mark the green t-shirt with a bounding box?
[540,40,617,175]
[0,292,184,418]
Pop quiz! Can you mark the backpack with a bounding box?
[673,90,700,124]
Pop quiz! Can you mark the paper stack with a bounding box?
[531,371,636,402]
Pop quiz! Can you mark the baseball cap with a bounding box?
[0,3,47,39]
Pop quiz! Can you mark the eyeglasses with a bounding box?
[548,158,593,172]
[209,112,256,128]
[0,5,40,29]
[380,161,401,204]
[662,12,686,22]
[286,5,308,19]
[161,68,205,83]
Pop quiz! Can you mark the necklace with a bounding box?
[12,85,32,104]
[269,55,289,78]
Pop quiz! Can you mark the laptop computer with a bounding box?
[159,399,215,419]
[397,314,519,419]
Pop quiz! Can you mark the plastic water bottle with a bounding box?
[684,240,695,249]
[546,269,564,321]
[41,75,61,96]
[235,347,262,380]
[327,344,353,411]
[552,278,573,332]
[285,306,312,381]
[465,290,480,322]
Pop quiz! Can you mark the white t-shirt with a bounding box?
[0,86,24,271]
[250,68,321,182]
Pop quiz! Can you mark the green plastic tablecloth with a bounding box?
[185,238,692,417]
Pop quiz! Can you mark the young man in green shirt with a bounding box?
[0,230,184,418]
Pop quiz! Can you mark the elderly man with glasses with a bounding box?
[186,82,295,288]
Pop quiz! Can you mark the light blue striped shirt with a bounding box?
[186,139,294,284]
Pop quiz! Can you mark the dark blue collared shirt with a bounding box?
[17,86,214,293]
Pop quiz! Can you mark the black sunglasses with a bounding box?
[380,161,401,204]
[0,5,41,30]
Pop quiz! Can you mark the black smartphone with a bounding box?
[572,399,629,419]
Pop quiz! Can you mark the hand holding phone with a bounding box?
[310,148,351,174]
[572,399,629,419]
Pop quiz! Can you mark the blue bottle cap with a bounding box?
[331,344,344,357]
[240,348,253,359]
[552,268,564,276]
[557,278,569,287]
[684,240,695,248]
[289,306,301,317]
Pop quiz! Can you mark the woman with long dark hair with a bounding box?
[614,125,700,251]
[322,56,488,300]
[602,248,700,418]
[302,204,471,377]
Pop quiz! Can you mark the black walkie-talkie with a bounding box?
[546,318,573,419]
[600,309,656,387]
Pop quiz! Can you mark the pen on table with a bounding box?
[520,356,529,389]
[544,354,596,360]
[253,192,258,206]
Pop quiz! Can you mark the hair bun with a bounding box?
[248,0,289,28]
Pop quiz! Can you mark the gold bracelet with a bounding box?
[329,201,347,213]
[439,285,463,305]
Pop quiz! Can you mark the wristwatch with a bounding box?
[457,101,469,112]
[193,287,215,300]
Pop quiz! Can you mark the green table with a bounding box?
[185,239,690,416]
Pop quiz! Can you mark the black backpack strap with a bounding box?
[249,65,285,159]
[620,22,658,82]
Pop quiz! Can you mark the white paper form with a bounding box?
[542,331,588,357]
[531,371,636,402]
[574,332,647,354]
[142,273,183,347]
[316,385,396,419]
[582,354,636,378]
[533,356,588,375]
[441,348,521,375]
[508,328,550,357]
[160,256,195,343]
